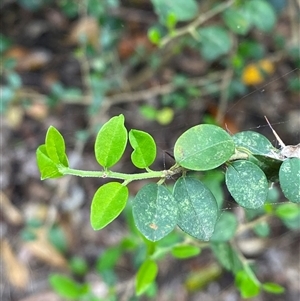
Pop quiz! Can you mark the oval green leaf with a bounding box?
[136,259,158,296]
[262,282,285,294]
[132,183,177,242]
[210,212,238,242]
[171,244,201,259]
[244,0,276,32]
[279,158,300,203]
[129,129,156,169]
[223,8,251,35]
[226,160,268,209]
[173,177,218,241]
[174,124,235,171]
[90,182,128,230]
[197,26,232,61]
[235,269,260,298]
[94,114,128,168]
[45,126,68,166]
[36,145,63,179]
[233,131,276,156]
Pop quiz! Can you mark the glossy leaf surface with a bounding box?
[279,158,300,203]
[45,126,69,166]
[90,182,128,230]
[135,259,158,296]
[132,183,177,241]
[129,129,156,169]
[226,160,268,209]
[173,177,218,241]
[174,124,235,171]
[94,114,128,168]
[36,145,63,179]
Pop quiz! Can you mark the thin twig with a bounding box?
[160,0,235,47]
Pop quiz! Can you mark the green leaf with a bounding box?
[279,158,300,203]
[132,183,177,241]
[254,221,270,237]
[243,0,276,32]
[45,126,69,166]
[210,212,238,242]
[233,131,276,156]
[129,129,156,169]
[171,245,201,259]
[151,0,198,24]
[173,177,218,241]
[36,145,63,179]
[235,269,260,298]
[96,246,121,272]
[94,114,128,168]
[262,282,285,294]
[136,259,158,296]
[49,274,89,299]
[197,26,232,61]
[223,8,252,35]
[174,124,235,171]
[90,182,128,230]
[211,242,243,273]
[226,160,268,209]
[275,203,300,220]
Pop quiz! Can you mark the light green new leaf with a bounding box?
[174,124,235,171]
[235,269,260,298]
[129,129,156,169]
[197,26,232,61]
[171,245,201,259]
[136,259,158,296]
[36,145,63,179]
[94,114,128,168]
[132,183,177,241]
[90,182,128,230]
[262,282,285,294]
[226,160,268,209]
[173,177,218,241]
[279,158,300,203]
[45,126,68,166]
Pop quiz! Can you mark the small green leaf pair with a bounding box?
[36,126,69,179]
[94,114,156,169]
[132,177,219,242]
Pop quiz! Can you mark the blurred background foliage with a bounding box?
[0,0,299,301]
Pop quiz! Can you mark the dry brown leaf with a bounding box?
[0,191,24,225]
[23,228,67,268]
[0,239,30,289]
[25,101,49,121]
[68,17,100,49]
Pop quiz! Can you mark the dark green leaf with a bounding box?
[226,160,268,209]
[94,114,128,168]
[136,259,158,296]
[244,0,276,32]
[174,124,235,171]
[129,129,156,169]
[233,131,276,156]
[45,126,69,166]
[210,212,238,242]
[173,177,218,241]
[235,269,260,298]
[262,282,285,294]
[279,158,300,203]
[151,0,198,23]
[132,184,177,241]
[36,145,63,179]
[49,274,88,299]
[90,182,128,230]
[171,245,201,259]
[197,26,232,61]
